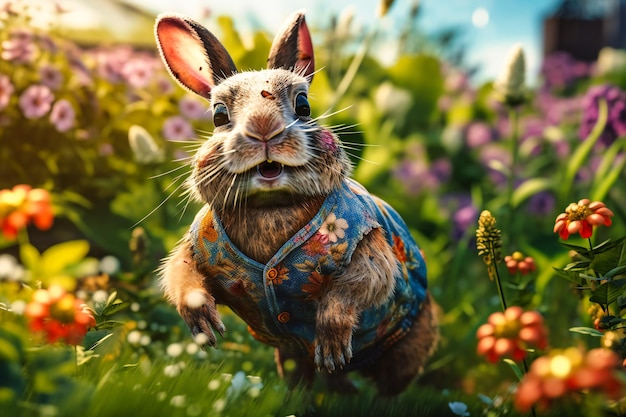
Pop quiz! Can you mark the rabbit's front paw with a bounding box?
[178,289,225,347]
[314,304,357,372]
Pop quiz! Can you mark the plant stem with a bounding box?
[504,107,520,242]
[490,245,507,312]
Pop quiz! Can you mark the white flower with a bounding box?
[127,330,142,345]
[99,255,120,275]
[170,395,186,407]
[319,213,349,243]
[449,401,470,416]
[166,343,184,358]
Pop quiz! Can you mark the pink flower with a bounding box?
[0,75,14,110]
[39,64,63,90]
[1,36,37,63]
[179,95,209,120]
[50,99,76,132]
[19,85,54,119]
[162,115,194,141]
[122,57,154,89]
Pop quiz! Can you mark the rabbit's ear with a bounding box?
[155,14,237,99]
[267,10,315,82]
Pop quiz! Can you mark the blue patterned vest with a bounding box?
[190,179,427,369]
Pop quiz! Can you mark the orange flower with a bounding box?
[392,235,407,264]
[0,184,54,239]
[476,306,548,363]
[553,199,613,240]
[515,347,623,413]
[301,270,332,300]
[504,251,536,275]
[25,285,96,345]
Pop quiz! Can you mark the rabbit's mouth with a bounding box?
[257,161,284,179]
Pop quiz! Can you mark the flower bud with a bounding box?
[494,43,527,107]
[128,125,164,165]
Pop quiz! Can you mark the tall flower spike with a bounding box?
[494,43,527,107]
[476,210,502,280]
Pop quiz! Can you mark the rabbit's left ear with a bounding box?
[267,10,315,82]
[155,14,237,100]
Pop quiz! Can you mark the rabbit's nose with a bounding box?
[244,113,285,142]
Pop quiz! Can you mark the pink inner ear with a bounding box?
[157,18,214,98]
[296,18,315,79]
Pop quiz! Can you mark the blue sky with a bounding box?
[134,0,564,85]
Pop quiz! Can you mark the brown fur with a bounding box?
[155,10,439,395]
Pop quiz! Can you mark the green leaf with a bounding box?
[562,99,607,199]
[603,265,626,281]
[591,237,626,276]
[559,242,591,258]
[569,327,604,337]
[96,320,126,330]
[502,358,524,381]
[511,178,553,208]
[592,139,626,201]
[589,282,624,306]
[19,243,40,271]
[40,240,90,275]
[552,267,584,285]
[81,330,113,351]
[101,301,129,317]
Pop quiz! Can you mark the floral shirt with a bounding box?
[190,179,427,369]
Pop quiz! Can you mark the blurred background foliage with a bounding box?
[1,0,626,415]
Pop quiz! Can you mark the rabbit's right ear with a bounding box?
[155,14,237,99]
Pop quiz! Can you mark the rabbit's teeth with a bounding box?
[257,161,284,179]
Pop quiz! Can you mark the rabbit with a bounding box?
[155,10,439,396]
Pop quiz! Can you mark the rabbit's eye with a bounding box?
[213,103,230,127]
[294,93,310,117]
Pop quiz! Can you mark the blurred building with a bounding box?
[543,0,626,61]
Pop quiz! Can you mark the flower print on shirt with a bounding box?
[302,232,329,257]
[266,264,289,286]
[319,213,348,243]
[301,269,332,300]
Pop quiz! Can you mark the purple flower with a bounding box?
[50,99,75,132]
[527,192,555,216]
[479,144,511,187]
[442,194,478,240]
[0,75,14,110]
[39,65,63,90]
[578,84,626,146]
[162,116,194,141]
[179,95,209,120]
[19,85,54,119]
[540,52,590,91]
[465,122,494,148]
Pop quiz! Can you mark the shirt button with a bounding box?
[277,312,290,323]
[267,268,278,280]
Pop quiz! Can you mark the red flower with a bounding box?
[515,347,623,413]
[0,185,54,239]
[553,199,613,240]
[25,285,96,345]
[504,251,536,275]
[476,306,548,363]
